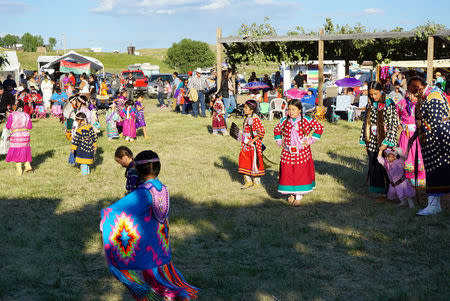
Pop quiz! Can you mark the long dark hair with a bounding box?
[283,99,305,136]
[407,76,427,145]
[365,81,386,147]
[243,99,258,128]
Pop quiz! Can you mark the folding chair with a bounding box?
[259,102,270,119]
[269,98,287,121]
[331,95,356,122]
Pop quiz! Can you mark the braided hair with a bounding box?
[283,99,305,136]
[365,81,386,147]
[243,99,259,127]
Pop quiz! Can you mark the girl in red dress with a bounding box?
[238,100,265,189]
[274,99,323,206]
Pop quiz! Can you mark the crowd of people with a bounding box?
[0,63,449,299]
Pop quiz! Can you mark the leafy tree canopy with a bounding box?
[166,39,215,73]
[225,18,448,67]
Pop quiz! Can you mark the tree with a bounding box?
[48,37,57,51]
[2,34,20,48]
[225,18,448,73]
[21,33,44,52]
[165,39,215,73]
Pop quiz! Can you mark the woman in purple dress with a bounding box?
[6,100,33,175]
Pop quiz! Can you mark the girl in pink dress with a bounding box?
[396,93,426,187]
[377,147,415,208]
[120,100,137,141]
[5,100,33,175]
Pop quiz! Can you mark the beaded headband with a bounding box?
[135,158,160,165]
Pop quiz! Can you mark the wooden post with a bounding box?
[216,28,222,91]
[427,35,434,85]
[318,28,324,107]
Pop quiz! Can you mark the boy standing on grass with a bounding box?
[70,112,97,176]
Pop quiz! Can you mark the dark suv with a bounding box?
[147,74,173,98]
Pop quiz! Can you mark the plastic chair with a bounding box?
[331,95,355,122]
[259,102,270,119]
[269,98,287,121]
[35,105,46,119]
[52,105,62,117]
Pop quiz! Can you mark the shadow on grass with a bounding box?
[214,156,242,183]
[33,150,55,170]
[315,159,366,194]
[1,192,448,300]
[206,125,213,134]
[92,147,104,170]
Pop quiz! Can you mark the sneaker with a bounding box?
[212,131,218,136]
[222,130,229,136]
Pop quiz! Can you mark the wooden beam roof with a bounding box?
[219,29,450,44]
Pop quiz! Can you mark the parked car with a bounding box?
[122,70,148,96]
[147,74,173,98]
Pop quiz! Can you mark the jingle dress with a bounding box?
[359,98,399,194]
[396,97,426,186]
[274,116,323,195]
[418,86,450,195]
[5,110,32,163]
[100,179,199,300]
[70,124,97,165]
[238,115,265,176]
[212,100,226,132]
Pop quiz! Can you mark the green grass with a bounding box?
[0,102,449,300]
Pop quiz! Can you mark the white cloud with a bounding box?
[156,9,175,15]
[254,0,276,4]
[200,0,230,10]
[90,0,117,12]
[0,1,29,13]
[363,8,384,15]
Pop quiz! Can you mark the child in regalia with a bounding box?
[238,99,265,189]
[211,96,228,136]
[274,99,324,206]
[134,95,148,139]
[120,100,137,141]
[114,146,140,194]
[70,112,97,175]
[100,150,199,300]
[106,102,120,140]
[377,147,415,208]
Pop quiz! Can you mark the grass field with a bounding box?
[0,100,449,301]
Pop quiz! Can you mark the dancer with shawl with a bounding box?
[396,93,426,187]
[100,150,199,300]
[408,77,450,215]
[359,81,399,203]
[274,99,323,206]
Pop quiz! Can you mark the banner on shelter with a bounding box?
[60,60,91,75]
[307,66,319,84]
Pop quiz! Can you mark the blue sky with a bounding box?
[2,0,449,52]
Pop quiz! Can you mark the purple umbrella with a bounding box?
[243,81,269,90]
[335,77,363,87]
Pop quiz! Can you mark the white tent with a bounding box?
[1,51,21,83]
[40,50,104,75]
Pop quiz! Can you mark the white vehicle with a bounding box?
[128,63,160,77]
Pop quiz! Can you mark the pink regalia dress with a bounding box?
[6,110,32,162]
[396,98,426,186]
